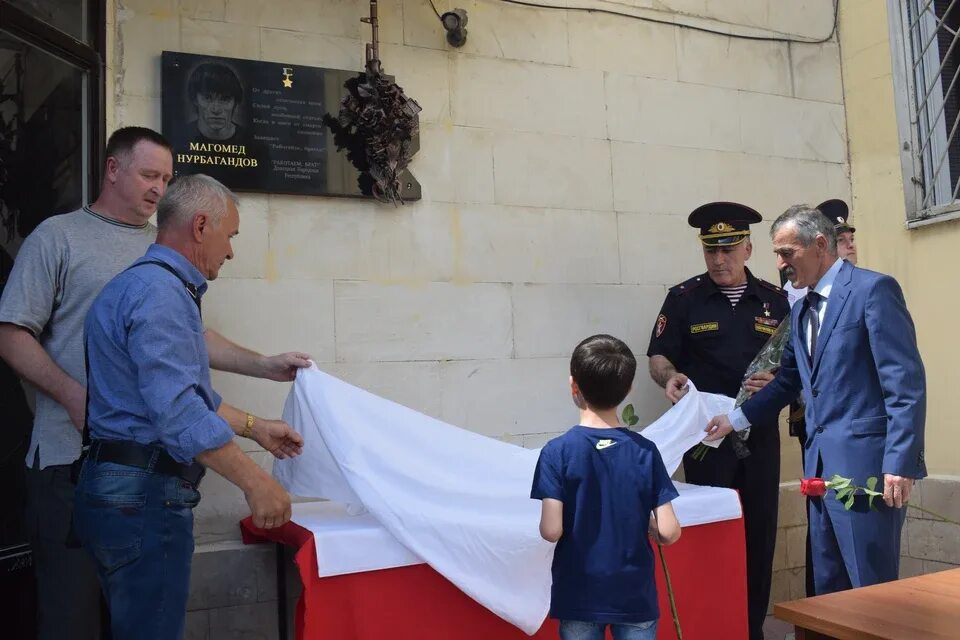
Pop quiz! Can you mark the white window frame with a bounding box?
[888,0,960,227]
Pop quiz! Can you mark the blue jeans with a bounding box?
[559,619,658,640]
[73,458,201,640]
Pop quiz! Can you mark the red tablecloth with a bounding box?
[241,515,747,640]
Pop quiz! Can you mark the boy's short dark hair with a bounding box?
[104,126,172,167]
[570,334,636,410]
[187,63,244,104]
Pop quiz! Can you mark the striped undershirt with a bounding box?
[718,283,748,307]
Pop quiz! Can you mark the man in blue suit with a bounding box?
[705,204,926,595]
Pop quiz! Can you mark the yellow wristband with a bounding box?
[241,413,255,439]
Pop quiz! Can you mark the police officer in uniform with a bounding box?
[647,202,789,640]
[820,199,857,265]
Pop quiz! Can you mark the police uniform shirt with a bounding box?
[647,268,790,400]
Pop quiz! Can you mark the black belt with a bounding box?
[87,440,206,486]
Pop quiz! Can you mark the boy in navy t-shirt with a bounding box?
[531,334,681,640]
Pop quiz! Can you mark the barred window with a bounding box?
[889,0,960,226]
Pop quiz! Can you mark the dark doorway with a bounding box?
[0,2,104,638]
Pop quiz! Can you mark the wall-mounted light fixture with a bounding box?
[440,9,468,47]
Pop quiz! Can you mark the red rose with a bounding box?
[800,478,827,497]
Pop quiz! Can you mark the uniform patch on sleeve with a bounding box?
[690,322,719,334]
[656,314,667,337]
[754,323,776,335]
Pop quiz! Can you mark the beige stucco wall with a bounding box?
[106,0,847,543]
[838,0,959,477]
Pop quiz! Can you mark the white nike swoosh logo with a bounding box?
[596,439,617,450]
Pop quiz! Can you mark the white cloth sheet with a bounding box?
[638,380,735,468]
[670,481,741,526]
[289,481,741,577]
[274,367,741,635]
[275,367,553,634]
[291,501,423,576]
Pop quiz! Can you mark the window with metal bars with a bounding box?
[889,0,960,226]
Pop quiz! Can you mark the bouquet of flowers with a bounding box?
[733,317,792,407]
[690,317,792,461]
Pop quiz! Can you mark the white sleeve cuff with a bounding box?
[729,407,752,432]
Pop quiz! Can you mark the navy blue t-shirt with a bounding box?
[530,426,679,624]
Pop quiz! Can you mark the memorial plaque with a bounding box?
[161,51,420,201]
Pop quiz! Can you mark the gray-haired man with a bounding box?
[74,174,302,639]
[0,128,310,639]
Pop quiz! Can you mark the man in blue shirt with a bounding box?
[532,334,681,640]
[74,174,303,639]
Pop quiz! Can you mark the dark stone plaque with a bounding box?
[161,51,420,201]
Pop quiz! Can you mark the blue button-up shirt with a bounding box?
[84,244,234,463]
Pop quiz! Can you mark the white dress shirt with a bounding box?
[782,280,808,309]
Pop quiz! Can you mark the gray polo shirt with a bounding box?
[0,207,156,468]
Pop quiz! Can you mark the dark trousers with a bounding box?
[25,455,105,640]
[683,423,780,640]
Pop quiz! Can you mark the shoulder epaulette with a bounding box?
[757,278,787,297]
[668,274,707,296]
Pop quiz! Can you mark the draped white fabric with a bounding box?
[635,380,735,472]
[289,501,423,576]
[273,367,740,635]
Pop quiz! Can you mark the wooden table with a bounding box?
[774,568,960,639]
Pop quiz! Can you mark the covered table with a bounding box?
[240,483,748,640]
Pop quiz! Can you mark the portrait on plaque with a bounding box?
[166,58,273,187]
[162,51,420,200]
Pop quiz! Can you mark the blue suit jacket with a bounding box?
[742,261,927,482]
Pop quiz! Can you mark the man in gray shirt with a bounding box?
[0,127,310,639]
